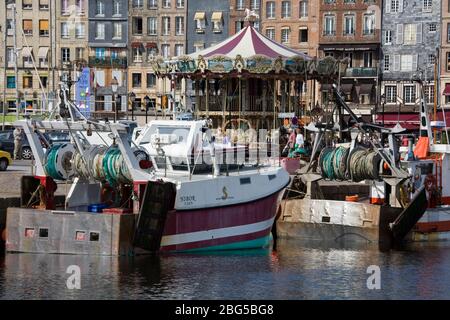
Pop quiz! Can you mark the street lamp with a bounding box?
[144,95,151,124]
[129,92,136,121]
[111,76,119,123]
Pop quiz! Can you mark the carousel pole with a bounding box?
[205,76,209,119]
[238,76,242,130]
[195,78,200,120]
[273,78,277,130]
[288,80,291,113]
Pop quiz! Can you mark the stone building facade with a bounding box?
[441,0,450,109]
[88,0,128,118]
[381,0,441,117]
[1,0,55,114]
[319,0,382,118]
[127,0,187,124]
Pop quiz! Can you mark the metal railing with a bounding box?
[88,57,127,68]
[344,67,377,77]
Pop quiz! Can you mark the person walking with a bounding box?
[13,127,23,160]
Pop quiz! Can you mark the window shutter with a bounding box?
[394,54,400,71]
[416,23,422,43]
[386,0,391,13]
[412,54,418,71]
[396,24,403,44]
[399,0,404,13]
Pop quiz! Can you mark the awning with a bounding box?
[211,12,222,21]
[375,113,419,130]
[22,47,32,57]
[131,42,142,48]
[194,12,206,20]
[299,26,308,30]
[146,42,157,48]
[358,84,374,94]
[443,84,450,96]
[38,47,49,58]
[340,83,353,94]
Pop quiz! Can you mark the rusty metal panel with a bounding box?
[6,207,135,256]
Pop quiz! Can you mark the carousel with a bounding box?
[151,16,347,132]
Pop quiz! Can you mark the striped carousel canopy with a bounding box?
[188,25,311,60]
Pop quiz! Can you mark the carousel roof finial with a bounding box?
[244,8,259,27]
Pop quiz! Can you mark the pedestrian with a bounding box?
[13,127,23,160]
[295,127,304,149]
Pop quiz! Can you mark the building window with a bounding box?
[176,0,184,8]
[133,47,143,63]
[384,30,392,45]
[384,55,390,71]
[95,48,105,59]
[7,48,15,67]
[175,44,184,57]
[266,28,275,40]
[385,85,397,103]
[324,0,335,3]
[363,52,373,68]
[113,0,121,15]
[162,17,170,35]
[23,76,33,89]
[132,17,143,35]
[390,0,400,12]
[162,0,171,8]
[343,52,353,67]
[299,28,308,43]
[423,0,432,12]
[76,0,85,14]
[39,20,49,36]
[363,13,375,35]
[96,23,105,39]
[40,76,48,88]
[194,43,204,52]
[251,0,260,10]
[236,0,244,10]
[96,0,105,15]
[61,0,69,14]
[429,23,437,32]
[7,76,15,89]
[75,23,85,38]
[447,23,450,42]
[133,0,144,8]
[6,19,13,36]
[147,74,156,88]
[23,20,33,36]
[344,15,355,36]
[175,17,184,35]
[146,46,158,60]
[424,85,434,104]
[299,1,308,18]
[75,48,84,60]
[266,1,275,19]
[401,54,416,71]
[281,1,291,18]
[195,13,206,32]
[132,73,142,88]
[113,23,122,39]
[61,48,70,63]
[39,0,49,10]
[324,15,335,36]
[161,44,170,58]
[428,54,436,65]
[281,28,290,44]
[212,13,223,33]
[404,24,416,45]
[403,85,416,104]
[235,20,245,32]
[148,17,157,35]
[61,22,69,38]
[148,0,157,8]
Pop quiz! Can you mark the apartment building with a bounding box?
[127,0,187,124]
[319,0,381,117]
[381,0,440,119]
[229,0,261,34]
[88,0,128,118]
[1,0,55,114]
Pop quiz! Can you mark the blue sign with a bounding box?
[75,67,91,118]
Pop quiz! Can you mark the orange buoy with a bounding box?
[345,195,359,202]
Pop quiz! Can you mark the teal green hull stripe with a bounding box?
[177,234,273,253]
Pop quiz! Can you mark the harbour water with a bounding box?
[1,239,450,300]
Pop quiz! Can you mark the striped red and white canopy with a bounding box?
[188,25,311,60]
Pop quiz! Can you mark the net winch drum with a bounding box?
[44,143,76,180]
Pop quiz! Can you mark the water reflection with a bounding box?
[1,241,450,299]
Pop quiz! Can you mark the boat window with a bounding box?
[90,232,100,242]
[39,228,49,238]
[140,125,190,146]
[240,177,251,185]
[268,174,276,180]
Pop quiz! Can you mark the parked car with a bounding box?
[0,130,33,160]
[0,149,12,171]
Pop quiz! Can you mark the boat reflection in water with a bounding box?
[2,241,450,299]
